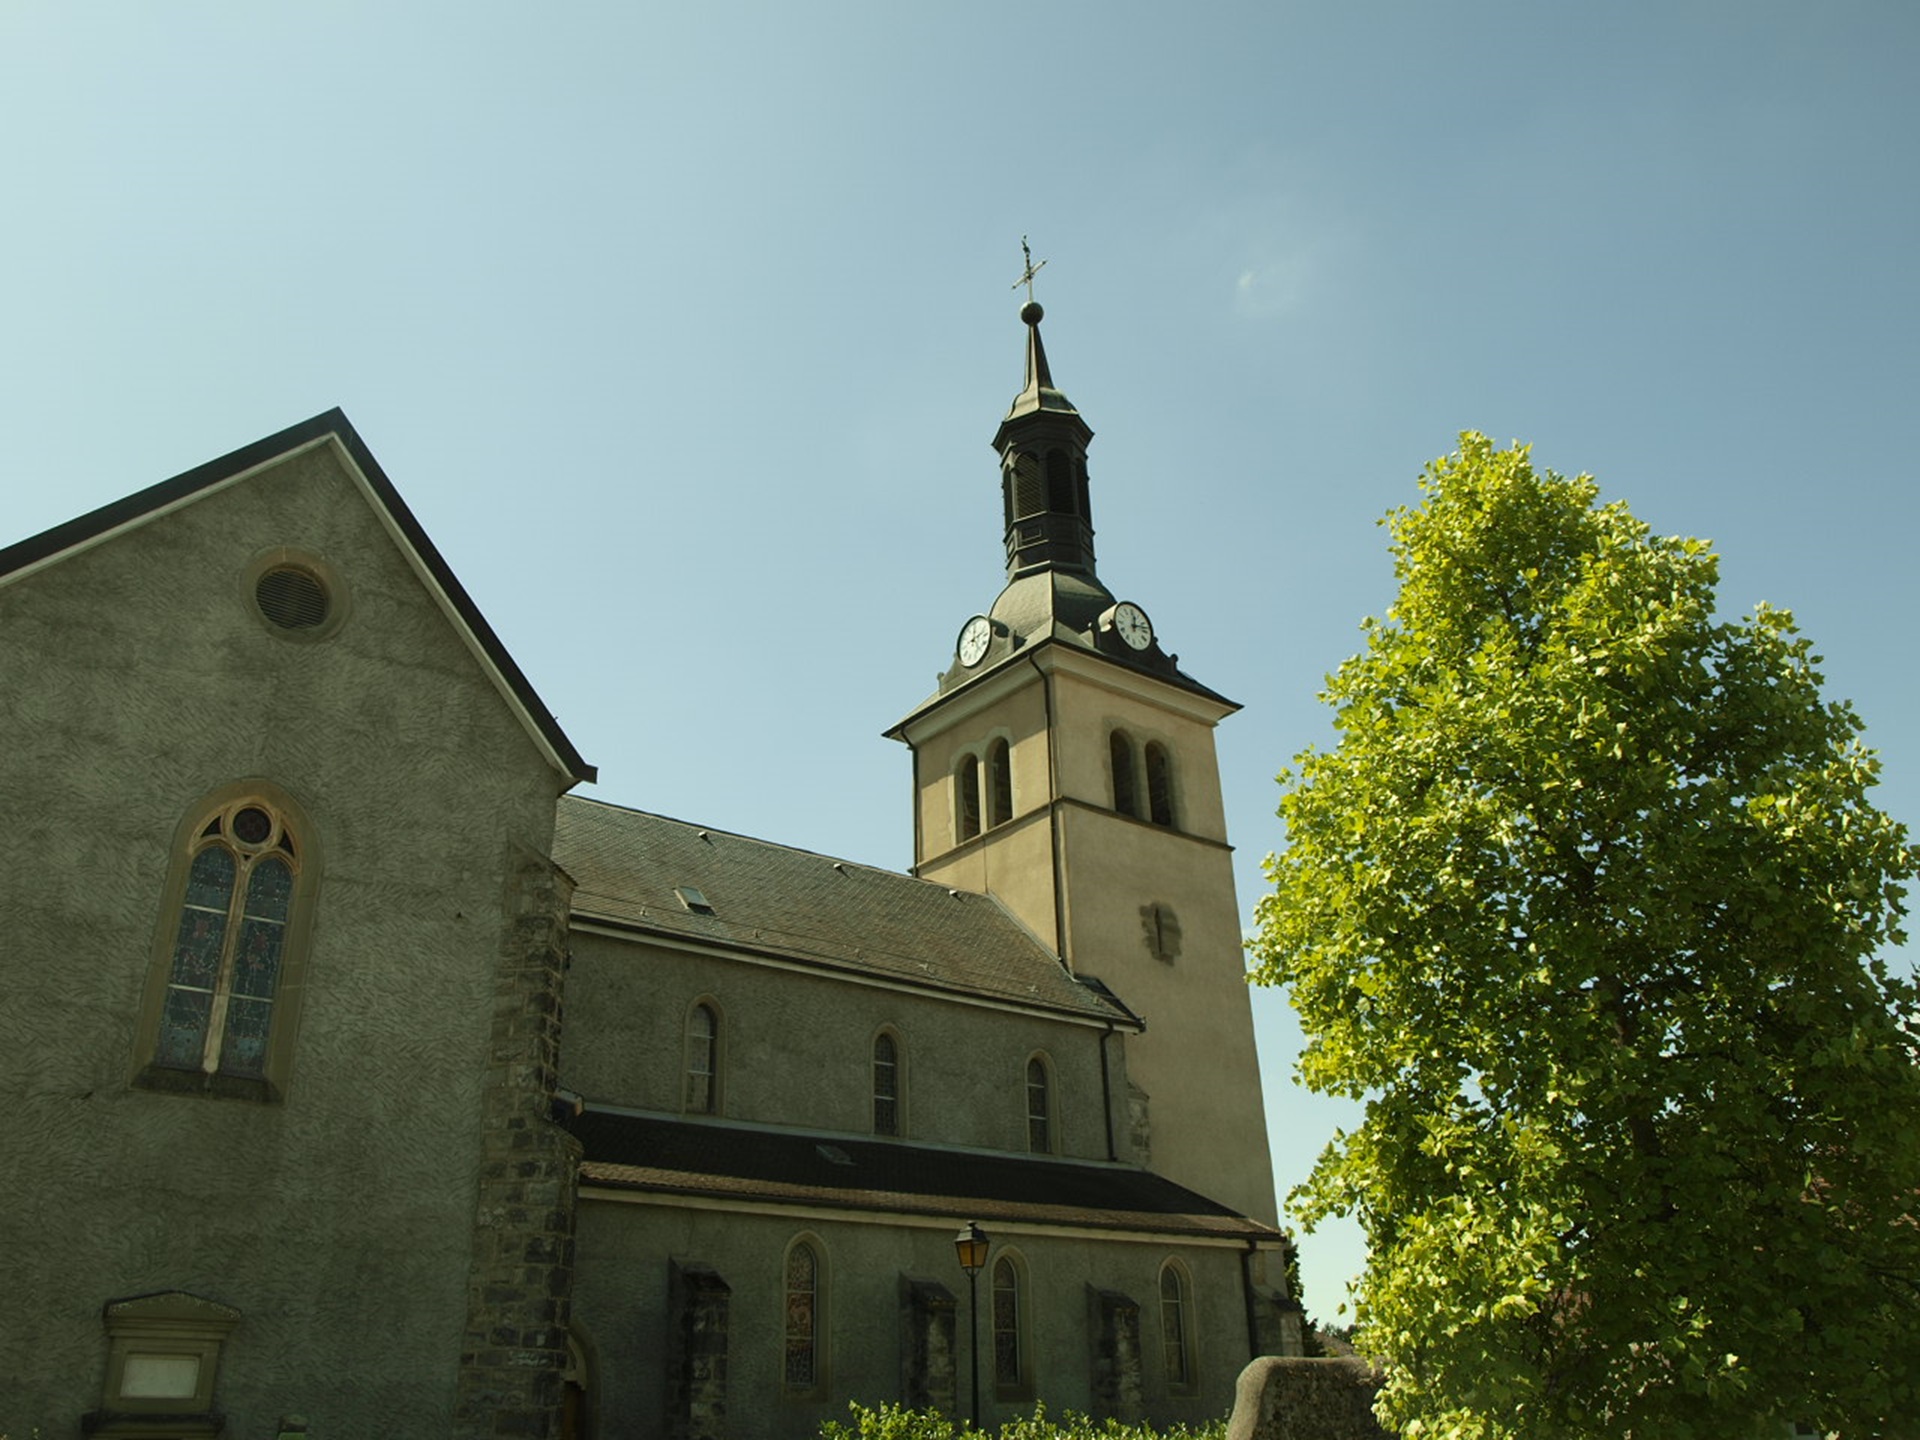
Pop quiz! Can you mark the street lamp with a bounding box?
[952,1221,990,1427]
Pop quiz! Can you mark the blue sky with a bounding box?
[4,1,1914,1319]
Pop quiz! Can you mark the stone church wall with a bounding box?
[1226,1357,1393,1440]
[563,932,1130,1161]
[0,447,571,1436]
[572,1199,1260,1440]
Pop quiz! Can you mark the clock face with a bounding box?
[958,614,993,667]
[1114,601,1153,651]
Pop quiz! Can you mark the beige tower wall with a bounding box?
[898,648,1278,1227]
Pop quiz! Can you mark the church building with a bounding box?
[0,304,1296,1439]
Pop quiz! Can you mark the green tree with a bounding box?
[1250,435,1920,1440]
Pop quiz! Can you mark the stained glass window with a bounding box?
[873,1033,898,1136]
[992,1256,1023,1390]
[1160,1263,1192,1389]
[686,1004,718,1113]
[1026,1058,1051,1154]
[784,1241,818,1389]
[156,803,299,1080]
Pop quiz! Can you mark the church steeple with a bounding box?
[886,284,1279,1226]
[992,301,1098,580]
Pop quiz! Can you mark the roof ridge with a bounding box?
[561,792,919,885]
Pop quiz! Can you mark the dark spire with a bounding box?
[991,301,1097,579]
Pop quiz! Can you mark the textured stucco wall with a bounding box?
[562,932,1127,1160]
[0,442,567,1435]
[574,1199,1260,1440]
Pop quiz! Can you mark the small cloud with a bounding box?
[1234,251,1312,319]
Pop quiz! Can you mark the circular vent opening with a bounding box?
[255,566,330,631]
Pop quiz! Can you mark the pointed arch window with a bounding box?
[1110,730,1139,818]
[873,1031,901,1136]
[957,754,982,841]
[991,1253,1031,1396]
[138,792,315,1101]
[987,738,1013,828]
[1160,1261,1196,1392]
[783,1238,824,1393]
[1026,1056,1053,1154]
[1145,742,1175,828]
[686,1002,720,1114]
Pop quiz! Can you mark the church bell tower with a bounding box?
[887,299,1278,1225]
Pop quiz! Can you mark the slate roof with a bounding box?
[572,1109,1281,1241]
[554,795,1137,1026]
[0,409,594,786]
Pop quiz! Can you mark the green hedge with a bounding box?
[821,1402,1227,1440]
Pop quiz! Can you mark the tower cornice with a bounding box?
[887,636,1239,746]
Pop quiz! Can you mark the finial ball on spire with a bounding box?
[1020,300,1044,327]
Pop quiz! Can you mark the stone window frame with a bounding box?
[1024,1052,1056,1155]
[684,998,724,1115]
[1158,1258,1198,1395]
[132,782,320,1104]
[561,1326,597,1438]
[781,1233,830,1400]
[953,730,1017,846]
[86,1290,240,1439]
[871,1026,905,1137]
[990,1248,1034,1400]
[240,546,351,644]
[1111,729,1179,829]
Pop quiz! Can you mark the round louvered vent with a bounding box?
[255,566,330,631]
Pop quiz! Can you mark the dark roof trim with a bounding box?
[0,408,595,785]
[570,1108,1282,1242]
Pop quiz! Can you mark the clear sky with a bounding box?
[4,1,1914,1322]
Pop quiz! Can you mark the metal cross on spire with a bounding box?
[1012,236,1047,302]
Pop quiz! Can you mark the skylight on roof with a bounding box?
[673,886,714,915]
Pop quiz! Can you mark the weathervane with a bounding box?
[1012,236,1047,303]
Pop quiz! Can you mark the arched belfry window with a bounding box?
[956,754,982,842]
[873,1031,901,1136]
[137,788,316,1100]
[685,1002,721,1114]
[1160,1260,1197,1392]
[1026,1055,1053,1154]
[1045,449,1075,513]
[1009,452,1045,520]
[992,1252,1032,1396]
[987,739,1013,828]
[784,1237,826,1394]
[1145,742,1175,828]
[1110,730,1140,818]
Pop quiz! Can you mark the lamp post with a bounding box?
[952,1221,990,1427]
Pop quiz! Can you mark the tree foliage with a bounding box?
[1250,435,1920,1439]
